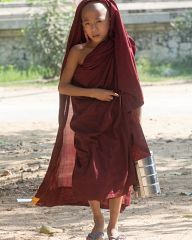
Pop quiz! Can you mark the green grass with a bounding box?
[0,65,58,87]
[0,60,192,87]
[0,0,35,1]
[137,58,192,83]
[0,0,14,2]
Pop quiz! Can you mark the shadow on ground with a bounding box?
[0,129,192,239]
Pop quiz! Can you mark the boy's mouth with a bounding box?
[92,34,100,38]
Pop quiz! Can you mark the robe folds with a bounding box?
[32,0,150,212]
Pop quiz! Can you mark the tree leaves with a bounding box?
[24,0,74,78]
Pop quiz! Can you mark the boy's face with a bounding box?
[81,2,110,44]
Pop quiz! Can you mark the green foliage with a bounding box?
[24,0,74,78]
[136,58,192,82]
[172,11,192,41]
[171,11,192,66]
[1,60,191,86]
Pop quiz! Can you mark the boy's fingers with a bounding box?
[113,92,119,97]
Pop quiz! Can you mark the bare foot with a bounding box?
[107,226,119,238]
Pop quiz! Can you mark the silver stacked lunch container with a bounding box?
[135,151,161,198]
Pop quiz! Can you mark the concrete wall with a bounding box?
[120,1,192,62]
[127,23,191,63]
[0,30,30,68]
[0,1,192,67]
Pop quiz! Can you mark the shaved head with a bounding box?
[81,2,109,20]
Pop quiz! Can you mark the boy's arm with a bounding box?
[58,46,93,98]
[58,46,118,102]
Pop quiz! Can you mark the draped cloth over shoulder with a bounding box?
[32,0,150,212]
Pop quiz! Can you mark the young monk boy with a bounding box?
[32,1,150,239]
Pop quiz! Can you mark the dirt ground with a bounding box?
[0,82,192,240]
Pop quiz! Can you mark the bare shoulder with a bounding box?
[73,43,87,51]
[72,43,94,65]
[67,43,87,65]
[70,43,87,56]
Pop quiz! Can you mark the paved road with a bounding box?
[0,83,192,140]
[0,83,191,123]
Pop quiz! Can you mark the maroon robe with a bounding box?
[32,0,150,212]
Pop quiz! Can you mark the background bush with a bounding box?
[171,11,192,66]
[24,0,74,78]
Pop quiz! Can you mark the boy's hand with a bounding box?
[90,88,119,101]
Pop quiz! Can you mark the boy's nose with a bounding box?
[90,24,97,32]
